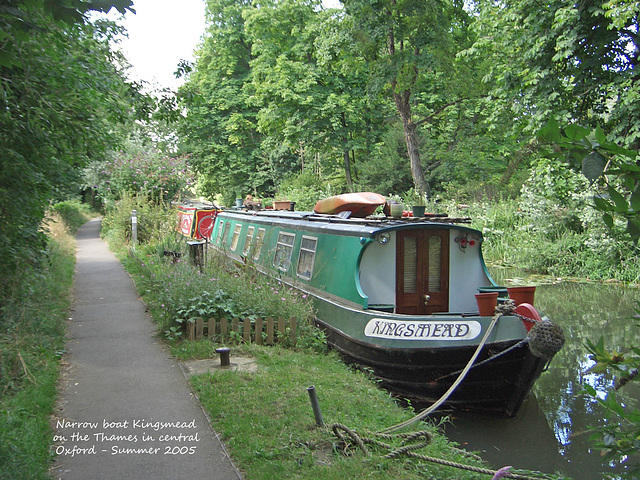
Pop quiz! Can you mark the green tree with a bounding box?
[177,0,272,202]
[0,0,138,299]
[245,0,387,190]
[466,0,639,145]
[342,0,473,197]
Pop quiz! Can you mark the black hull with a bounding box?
[316,318,545,417]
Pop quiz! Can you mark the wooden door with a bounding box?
[396,230,449,314]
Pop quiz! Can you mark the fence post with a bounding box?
[131,210,137,249]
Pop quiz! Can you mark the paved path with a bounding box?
[53,218,242,480]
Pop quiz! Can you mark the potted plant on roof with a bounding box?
[273,194,295,211]
[384,194,404,218]
[406,188,427,217]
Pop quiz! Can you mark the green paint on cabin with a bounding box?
[211,212,369,307]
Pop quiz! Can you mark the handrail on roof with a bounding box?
[219,208,472,225]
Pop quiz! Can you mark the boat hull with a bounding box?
[313,296,545,417]
[206,208,552,417]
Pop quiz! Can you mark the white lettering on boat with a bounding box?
[364,319,482,341]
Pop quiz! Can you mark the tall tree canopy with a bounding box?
[465,0,639,146]
[342,0,473,197]
[0,0,139,285]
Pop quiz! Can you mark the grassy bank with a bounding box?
[100,197,568,480]
[0,200,93,480]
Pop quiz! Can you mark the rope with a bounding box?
[329,423,551,480]
[324,300,561,480]
[434,340,528,382]
[380,312,503,434]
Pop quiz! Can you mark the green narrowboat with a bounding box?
[208,202,562,416]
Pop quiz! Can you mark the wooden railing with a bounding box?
[187,316,297,346]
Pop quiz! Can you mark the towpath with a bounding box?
[52,218,242,480]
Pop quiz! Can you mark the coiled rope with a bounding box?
[329,423,552,480]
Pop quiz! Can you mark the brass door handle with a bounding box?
[424,295,430,306]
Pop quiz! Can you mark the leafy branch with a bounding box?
[538,119,640,241]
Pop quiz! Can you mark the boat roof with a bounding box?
[217,209,481,239]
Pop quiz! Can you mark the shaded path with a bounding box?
[53,218,242,480]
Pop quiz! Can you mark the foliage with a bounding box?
[274,170,336,211]
[538,120,640,243]
[101,194,176,246]
[177,0,268,201]
[448,190,640,283]
[358,126,414,196]
[464,0,639,143]
[0,0,144,297]
[102,199,319,348]
[49,199,95,233]
[343,0,480,197]
[583,321,640,478]
[89,151,194,206]
[0,205,80,478]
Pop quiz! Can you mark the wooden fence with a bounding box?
[187,316,297,346]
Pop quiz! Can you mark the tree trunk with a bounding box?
[341,113,353,189]
[343,151,352,188]
[393,89,430,198]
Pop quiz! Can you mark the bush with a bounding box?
[101,194,176,246]
[88,152,194,206]
[103,198,321,351]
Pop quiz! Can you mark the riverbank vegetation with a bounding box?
[0,201,93,479]
[100,198,568,480]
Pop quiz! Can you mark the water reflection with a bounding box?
[438,277,640,479]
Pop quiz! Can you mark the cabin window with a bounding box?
[253,228,266,261]
[428,235,442,292]
[230,224,242,251]
[219,221,229,247]
[297,236,317,280]
[243,226,255,256]
[403,236,417,293]
[274,232,295,271]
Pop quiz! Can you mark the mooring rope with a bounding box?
[329,423,551,480]
[324,300,563,480]
[380,312,503,434]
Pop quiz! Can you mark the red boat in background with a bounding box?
[176,203,220,240]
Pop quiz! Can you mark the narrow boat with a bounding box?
[205,197,563,416]
[176,202,220,240]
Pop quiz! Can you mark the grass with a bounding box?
[188,344,495,480]
[0,201,94,480]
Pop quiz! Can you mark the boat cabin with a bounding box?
[211,210,494,316]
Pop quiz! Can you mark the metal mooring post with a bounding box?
[131,210,138,249]
[215,347,231,367]
[307,385,324,427]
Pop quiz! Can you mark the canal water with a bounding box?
[437,275,640,479]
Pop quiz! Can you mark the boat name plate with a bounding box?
[364,319,482,341]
